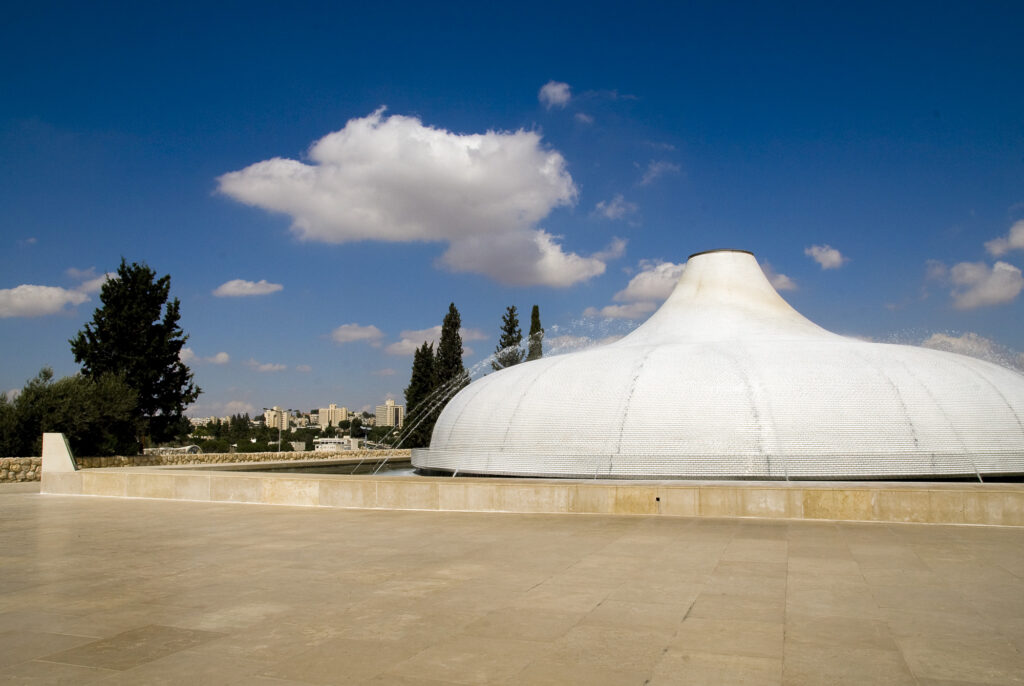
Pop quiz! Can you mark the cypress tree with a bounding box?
[402,341,436,448]
[527,304,544,361]
[435,302,468,394]
[492,305,525,371]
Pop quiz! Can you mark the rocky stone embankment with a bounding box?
[1,450,411,483]
[0,458,42,483]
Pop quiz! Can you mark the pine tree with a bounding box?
[527,304,544,361]
[70,259,200,451]
[492,305,525,371]
[402,341,436,448]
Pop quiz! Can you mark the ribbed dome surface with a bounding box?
[412,250,1024,479]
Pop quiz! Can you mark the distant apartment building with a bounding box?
[313,436,362,451]
[263,406,290,431]
[318,403,350,427]
[375,398,405,428]
[189,416,229,427]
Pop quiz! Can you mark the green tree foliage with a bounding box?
[403,341,436,448]
[527,304,544,361]
[0,368,138,457]
[401,303,470,449]
[69,259,200,451]
[492,305,525,371]
[350,416,365,439]
[436,302,468,393]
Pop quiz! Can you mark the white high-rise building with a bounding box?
[263,406,290,431]
[319,403,350,428]
[375,398,405,428]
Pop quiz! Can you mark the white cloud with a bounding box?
[594,195,637,221]
[984,219,1024,257]
[0,285,89,318]
[67,267,114,294]
[804,244,848,270]
[583,302,657,320]
[331,323,384,345]
[4,388,20,401]
[613,260,686,302]
[218,108,606,287]
[180,349,230,365]
[246,359,286,373]
[78,274,113,294]
[212,279,283,297]
[538,80,571,109]
[639,160,680,186]
[385,325,487,355]
[224,400,256,415]
[760,262,797,291]
[439,231,616,287]
[295,364,312,372]
[950,260,1024,309]
[574,113,594,124]
[922,332,1023,371]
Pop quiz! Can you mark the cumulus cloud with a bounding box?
[804,244,848,270]
[295,364,312,372]
[582,259,685,321]
[583,302,657,320]
[922,332,1024,371]
[180,348,230,365]
[950,260,1024,309]
[246,359,286,373]
[4,388,21,401]
[594,195,637,221]
[439,230,617,287]
[66,267,114,294]
[385,325,487,356]
[212,279,283,297]
[224,400,256,415]
[218,108,605,287]
[639,160,680,186]
[613,260,686,302]
[984,219,1024,257]
[0,285,89,318]
[760,262,797,291]
[538,80,571,108]
[574,113,594,124]
[331,323,384,345]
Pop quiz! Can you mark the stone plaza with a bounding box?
[2,481,1024,685]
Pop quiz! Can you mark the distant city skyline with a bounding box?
[2,1,1023,415]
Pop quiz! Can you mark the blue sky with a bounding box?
[2,1,1023,417]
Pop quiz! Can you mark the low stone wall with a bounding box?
[3,450,410,483]
[0,457,42,483]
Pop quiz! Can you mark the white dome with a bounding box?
[412,250,1024,479]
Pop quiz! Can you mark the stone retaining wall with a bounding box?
[2,450,410,483]
[0,457,42,482]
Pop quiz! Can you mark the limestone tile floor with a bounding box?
[1,484,1024,684]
